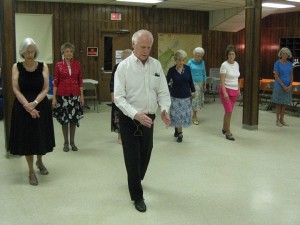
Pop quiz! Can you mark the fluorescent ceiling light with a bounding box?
[262,3,295,8]
[116,0,164,3]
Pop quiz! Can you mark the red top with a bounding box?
[54,59,83,96]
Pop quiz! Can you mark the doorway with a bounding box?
[99,32,131,102]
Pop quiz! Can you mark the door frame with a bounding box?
[98,31,131,102]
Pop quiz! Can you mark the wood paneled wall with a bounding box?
[261,11,300,81]
[16,2,300,81]
[16,1,239,79]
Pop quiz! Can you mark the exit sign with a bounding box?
[111,12,122,21]
[87,47,98,57]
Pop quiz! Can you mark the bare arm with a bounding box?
[220,73,228,99]
[12,63,29,106]
[35,63,50,102]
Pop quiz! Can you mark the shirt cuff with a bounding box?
[128,109,138,120]
[160,106,169,114]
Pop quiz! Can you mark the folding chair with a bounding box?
[205,77,219,103]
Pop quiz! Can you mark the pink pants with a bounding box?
[219,87,239,113]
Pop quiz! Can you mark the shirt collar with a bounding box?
[132,53,150,64]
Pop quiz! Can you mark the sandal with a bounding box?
[192,117,199,125]
[36,161,49,175]
[225,132,235,141]
[193,120,199,125]
[280,121,289,126]
[29,172,38,186]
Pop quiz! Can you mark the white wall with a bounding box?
[15,13,53,64]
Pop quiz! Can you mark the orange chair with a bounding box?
[259,81,274,110]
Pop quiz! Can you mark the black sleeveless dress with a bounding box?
[9,62,55,156]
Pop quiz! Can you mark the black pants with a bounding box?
[119,112,155,201]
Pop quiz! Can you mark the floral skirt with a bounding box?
[111,103,120,133]
[53,95,84,127]
[192,82,204,111]
[170,97,192,128]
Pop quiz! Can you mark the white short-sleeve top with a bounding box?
[220,61,240,90]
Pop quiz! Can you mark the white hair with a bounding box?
[174,49,187,60]
[19,37,39,59]
[193,47,205,56]
[278,47,292,59]
[132,29,154,45]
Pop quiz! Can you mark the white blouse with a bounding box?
[220,61,240,90]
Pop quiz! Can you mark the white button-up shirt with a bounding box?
[114,54,171,119]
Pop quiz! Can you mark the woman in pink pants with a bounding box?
[219,45,240,141]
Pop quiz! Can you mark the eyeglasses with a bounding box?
[133,120,142,137]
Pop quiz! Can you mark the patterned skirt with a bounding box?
[170,97,192,128]
[53,95,84,127]
[271,86,292,105]
[192,82,204,111]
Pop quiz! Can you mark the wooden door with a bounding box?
[99,33,131,102]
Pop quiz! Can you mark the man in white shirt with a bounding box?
[114,29,171,212]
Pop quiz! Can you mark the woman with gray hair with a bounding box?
[271,47,293,127]
[9,38,55,185]
[167,49,195,142]
[187,47,206,125]
[52,42,84,152]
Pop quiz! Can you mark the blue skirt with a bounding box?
[271,86,292,105]
[170,97,192,127]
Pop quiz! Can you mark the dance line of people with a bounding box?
[8,31,294,213]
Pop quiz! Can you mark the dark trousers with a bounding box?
[119,112,155,201]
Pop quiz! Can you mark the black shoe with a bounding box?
[174,128,179,137]
[222,129,226,134]
[63,144,69,152]
[225,132,235,141]
[71,144,78,151]
[134,199,147,212]
[177,133,183,143]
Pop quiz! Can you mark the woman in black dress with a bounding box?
[9,38,55,186]
[110,49,132,144]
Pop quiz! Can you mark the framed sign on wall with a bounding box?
[87,47,98,57]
